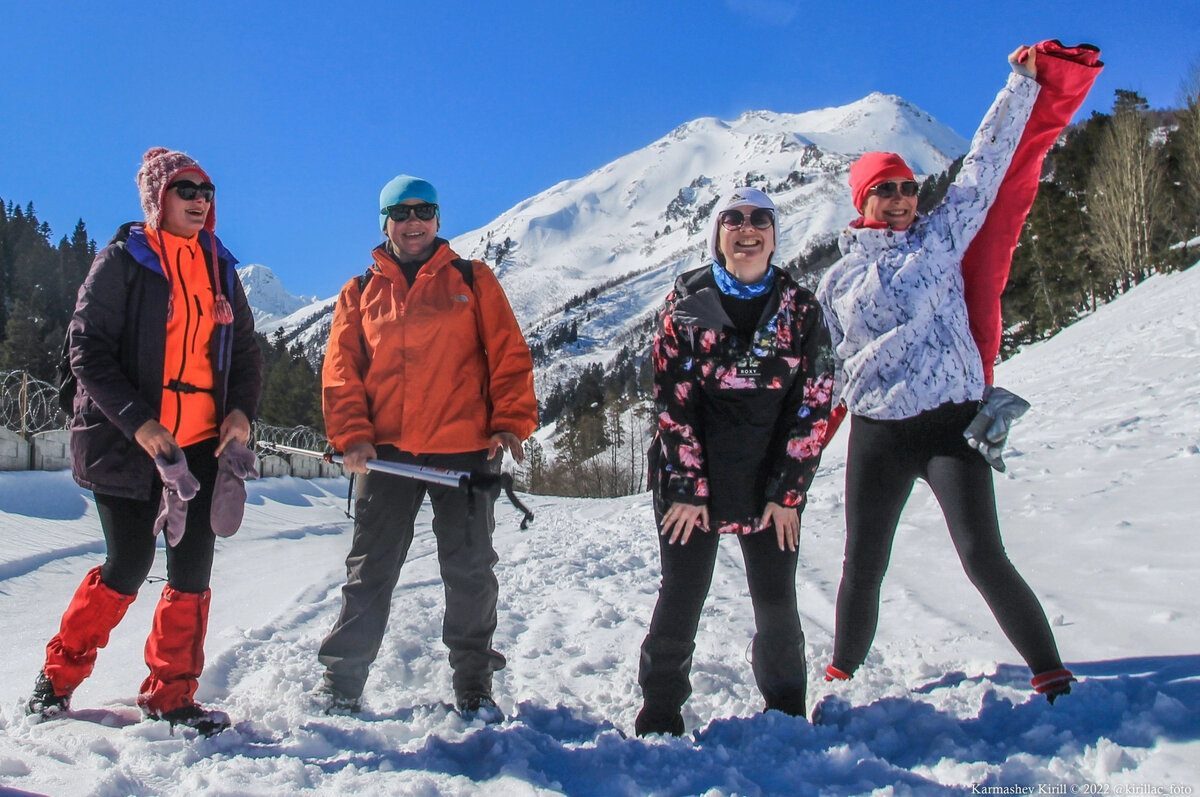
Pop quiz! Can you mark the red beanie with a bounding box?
[849,152,916,213]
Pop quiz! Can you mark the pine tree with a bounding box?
[1171,58,1200,240]
[1003,183,1089,353]
[1,300,49,376]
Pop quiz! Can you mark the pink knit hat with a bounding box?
[135,147,215,232]
[136,147,232,324]
[849,152,916,213]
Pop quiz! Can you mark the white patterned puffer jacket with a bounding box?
[818,72,1039,421]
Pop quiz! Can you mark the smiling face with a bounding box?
[716,204,775,282]
[159,168,211,238]
[385,198,440,261]
[862,183,918,231]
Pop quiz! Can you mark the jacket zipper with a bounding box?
[171,247,192,436]
[191,296,204,352]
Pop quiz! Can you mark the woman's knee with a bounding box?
[100,558,152,595]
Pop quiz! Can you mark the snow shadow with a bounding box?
[831,654,1200,770]
[246,476,344,508]
[244,657,1200,796]
[0,472,90,520]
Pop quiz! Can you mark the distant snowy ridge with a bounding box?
[250,93,969,394]
[236,264,320,332]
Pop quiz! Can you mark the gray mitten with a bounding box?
[211,440,258,537]
[153,451,200,547]
[963,385,1031,473]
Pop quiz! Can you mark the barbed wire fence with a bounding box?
[0,371,66,435]
[251,422,329,451]
[0,369,331,453]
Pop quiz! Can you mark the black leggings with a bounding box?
[95,437,218,595]
[640,523,807,714]
[832,402,1062,675]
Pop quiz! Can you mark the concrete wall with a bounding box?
[0,428,30,471]
[32,430,71,471]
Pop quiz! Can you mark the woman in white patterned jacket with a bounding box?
[816,46,1075,703]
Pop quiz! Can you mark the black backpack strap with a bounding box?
[354,267,375,358]
[451,258,474,292]
[357,267,374,292]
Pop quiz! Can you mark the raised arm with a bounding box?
[929,47,1042,261]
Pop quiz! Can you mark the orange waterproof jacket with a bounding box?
[322,240,537,455]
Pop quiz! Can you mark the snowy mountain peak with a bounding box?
[237,264,319,331]
[443,94,968,401]
[252,93,970,392]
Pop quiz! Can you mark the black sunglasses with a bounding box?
[869,180,920,199]
[385,203,438,222]
[168,179,215,202]
[719,207,775,230]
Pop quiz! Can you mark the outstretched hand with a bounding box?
[1009,45,1038,78]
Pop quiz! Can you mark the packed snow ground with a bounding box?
[1,266,1199,795]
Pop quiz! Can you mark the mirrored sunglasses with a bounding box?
[385,203,438,222]
[168,180,215,202]
[719,207,775,230]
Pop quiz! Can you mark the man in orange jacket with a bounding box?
[317,175,537,721]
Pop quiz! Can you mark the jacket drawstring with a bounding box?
[208,230,234,325]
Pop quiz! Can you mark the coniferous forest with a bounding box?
[0,204,322,429]
[2,82,1199,445]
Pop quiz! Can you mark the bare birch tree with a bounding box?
[1088,91,1165,291]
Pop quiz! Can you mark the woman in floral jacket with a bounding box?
[634,187,834,736]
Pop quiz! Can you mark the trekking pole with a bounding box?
[256,442,535,529]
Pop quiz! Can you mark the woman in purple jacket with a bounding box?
[25,148,262,736]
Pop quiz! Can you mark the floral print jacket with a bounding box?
[649,265,835,534]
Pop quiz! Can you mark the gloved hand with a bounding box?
[153,450,200,547]
[963,385,1031,472]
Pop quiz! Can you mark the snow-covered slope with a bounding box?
[259,93,969,392]
[1,263,1197,794]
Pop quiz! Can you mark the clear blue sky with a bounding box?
[2,0,1197,299]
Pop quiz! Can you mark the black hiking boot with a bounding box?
[315,685,363,716]
[151,703,231,737]
[456,692,504,724]
[634,705,684,737]
[26,671,71,718]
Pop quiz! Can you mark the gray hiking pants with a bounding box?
[318,447,505,700]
